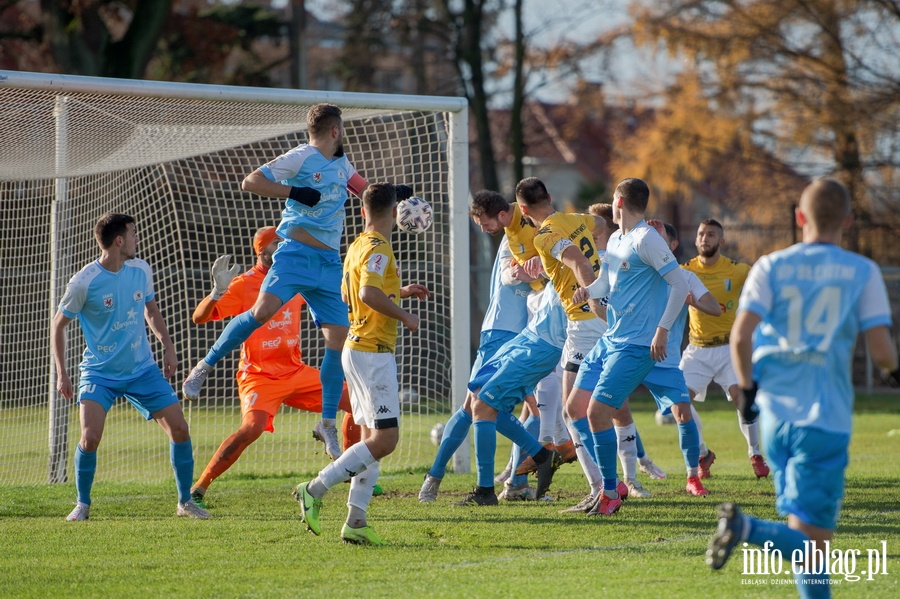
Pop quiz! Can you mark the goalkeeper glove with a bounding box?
[883,367,900,388]
[736,382,760,424]
[395,184,415,202]
[210,255,241,300]
[289,186,321,207]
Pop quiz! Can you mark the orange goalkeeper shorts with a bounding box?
[238,364,350,433]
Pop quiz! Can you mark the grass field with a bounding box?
[1,393,897,598]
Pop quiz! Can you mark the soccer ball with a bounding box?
[655,409,676,426]
[396,196,433,234]
[430,422,445,446]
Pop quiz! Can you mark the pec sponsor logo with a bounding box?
[262,337,282,349]
[97,343,117,353]
[300,207,325,217]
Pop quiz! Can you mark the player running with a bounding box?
[293,183,429,544]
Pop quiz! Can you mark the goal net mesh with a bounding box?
[0,80,464,484]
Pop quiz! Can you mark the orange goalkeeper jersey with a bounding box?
[209,264,306,378]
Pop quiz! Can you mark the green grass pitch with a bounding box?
[1,393,897,598]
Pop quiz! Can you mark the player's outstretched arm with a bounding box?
[51,311,74,400]
[193,255,242,324]
[689,291,722,317]
[359,285,420,332]
[144,299,178,379]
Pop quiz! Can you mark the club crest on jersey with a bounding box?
[133,290,143,302]
[103,295,114,310]
[724,279,732,292]
[338,170,345,180]
[313,172,322,183]
[620,261,631,272]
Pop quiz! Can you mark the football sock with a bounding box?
[569,418,602,492]
[342,412,361,450]
[74,445,96,506]
[473,419,498,489]
[312,441,376,497]
[204,310,262,367]
[635,428,646,459]
[591,427,618,493]
[615,423,638,481]
[428,408,471,479]
[677,419,700,474]
[170,439,194,505]
[347,460,380,528]
[738,412,762,456]
[319,348,344,420]
[691,404,707,457]
[495,412,542,457]
[509,415,540,487]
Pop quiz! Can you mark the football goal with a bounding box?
[0,70,470,484]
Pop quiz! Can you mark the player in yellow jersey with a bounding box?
[680,218,770,479]
[293,183,430,544]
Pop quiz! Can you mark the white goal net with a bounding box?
[0,71,469,484]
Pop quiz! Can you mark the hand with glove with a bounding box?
[210,255,242,300]
[289,186,321,207]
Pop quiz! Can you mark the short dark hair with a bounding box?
[363,182,397,217]
[588,202,616,233]
[94,213,135,249]
[515,177,550,206]
[613,178,650,212]
[469,189,510,218]
[307,103,343,138]
[698,218,724,233]
[663,223,678,243]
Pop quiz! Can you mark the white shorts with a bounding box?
[679,344,738,402]
[341,348,400,428]
[562,317,606,370]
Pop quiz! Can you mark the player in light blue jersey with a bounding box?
[458,284,570,505]
[574,178,705,516]
[707,179,898,597]
[183,103,370,462]
[419,190,553,504]
[51,214,209,521]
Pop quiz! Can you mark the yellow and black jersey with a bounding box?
[681,254,751,346]
[533,212,600,321]
[342,231,402,353]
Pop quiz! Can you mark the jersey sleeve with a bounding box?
[260,146,308,183]
[685,270,710,299]
[634,228,678,276]
[58,273,88,318]
[134,259,156,302]
[359,248,391,291]
[857,261,892,331]
[737,255,773,318]
[210,276,248,320]
[535,228,572,262]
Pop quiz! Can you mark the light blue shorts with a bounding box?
[591,340,656,409]
[78,366,179,420]
[573,339,605,392]
[761,411,849,530]
[261,238,348,328]
[470,335,562,414]
[642,365,690,414]
[469,330,517,383]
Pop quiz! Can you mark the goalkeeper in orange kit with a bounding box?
[188,226,362,508]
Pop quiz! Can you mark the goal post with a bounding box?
[0,70,470,484]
